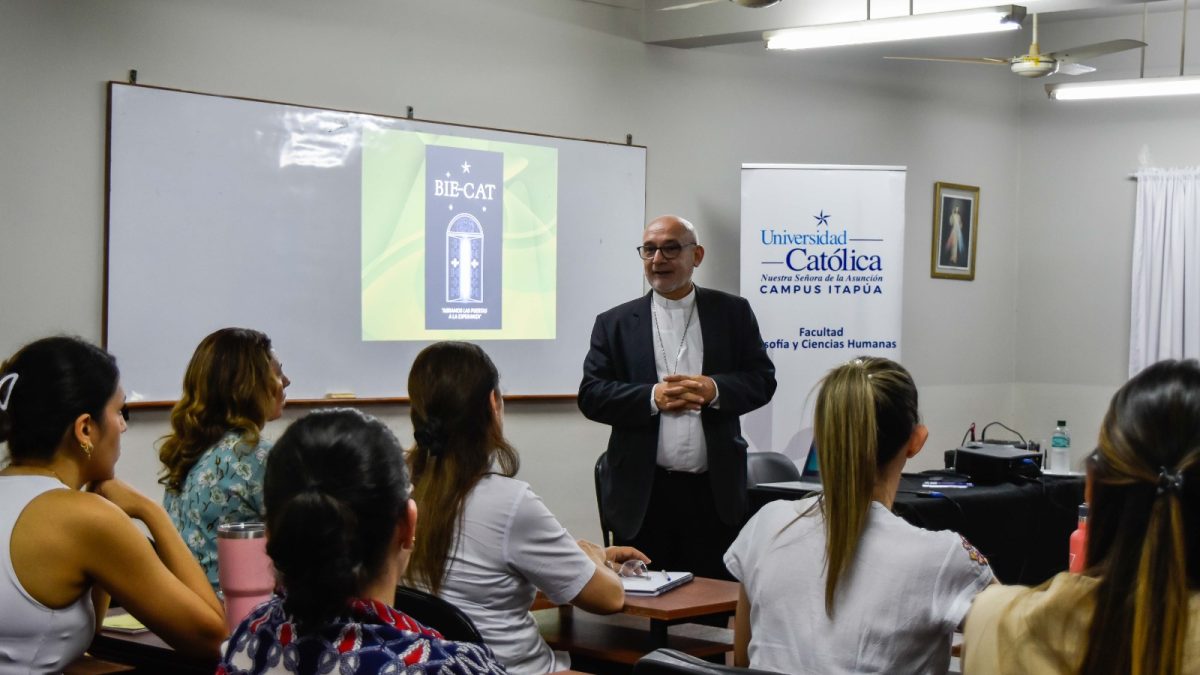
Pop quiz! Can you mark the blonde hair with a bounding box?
[813,356,919,616]
[158,328,276,492]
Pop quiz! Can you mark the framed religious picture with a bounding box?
[931,182,980,280]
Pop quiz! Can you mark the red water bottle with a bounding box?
[1069,503,1088,573]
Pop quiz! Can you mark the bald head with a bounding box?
[641,214,704,300]
[645,215,698,245]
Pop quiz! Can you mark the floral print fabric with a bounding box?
[218,596,508,675]
[164,430,270,592]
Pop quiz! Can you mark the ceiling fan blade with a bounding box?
[1056,62,1097,76]
[659,0,721,10]
[885,56,1011,65]
[1047,39,1146,62]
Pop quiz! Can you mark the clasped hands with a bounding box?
[654,374,716,412]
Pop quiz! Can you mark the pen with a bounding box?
[664,570,671,581]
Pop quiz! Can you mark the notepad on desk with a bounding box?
[622,571,694,596]
[102,613,149,634]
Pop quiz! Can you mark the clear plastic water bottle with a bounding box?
[1051,420,1071,473]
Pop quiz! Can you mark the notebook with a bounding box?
[621,571,694,596]
[102,613,149,634]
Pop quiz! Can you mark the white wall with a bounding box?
[1013,9,1200,466]
[2,0,1035,539]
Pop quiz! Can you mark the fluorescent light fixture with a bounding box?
[1046,76,1200,100]
[765,5,1025,51]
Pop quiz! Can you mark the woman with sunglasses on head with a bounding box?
[403,341,648,675]
[159,327,290,592]
[725,356,994,674]
[0,337,225,672]
[219,408,508,674]
[964,359,1200,675]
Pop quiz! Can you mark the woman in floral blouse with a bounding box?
[159,327,290,592]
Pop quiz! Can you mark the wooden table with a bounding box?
[64,655,135,675]
[534,576,738,666]
[88,615,216,675]
[91,578,738,673]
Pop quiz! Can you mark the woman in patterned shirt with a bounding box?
[159,327,290,591]
[218,408,508,675]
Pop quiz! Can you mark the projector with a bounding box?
[944,442,1042,485]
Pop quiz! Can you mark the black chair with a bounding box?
[393,586,484,644]
[746,451,802,488]
[633,649,784,675]
[595,452,613,546]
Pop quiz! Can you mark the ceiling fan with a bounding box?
[887,13,1145,78]
[659,0,780,11]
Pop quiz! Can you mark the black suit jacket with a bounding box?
[578,287,777,539]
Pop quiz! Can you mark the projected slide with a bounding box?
[361,129,558,341]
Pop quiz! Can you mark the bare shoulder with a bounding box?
[23,488,136,538]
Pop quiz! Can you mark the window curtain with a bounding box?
[1129,167,1200,377]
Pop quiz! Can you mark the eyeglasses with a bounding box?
[636,243,696,260]
[120,405,130,422]
[606,559,650,579]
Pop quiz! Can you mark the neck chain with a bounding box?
[4,463,67,486]
[651,295,697,376]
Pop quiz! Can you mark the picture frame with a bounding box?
[931,182,979,281]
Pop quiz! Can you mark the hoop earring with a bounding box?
[80,441,93,460]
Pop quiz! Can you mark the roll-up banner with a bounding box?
[740,164,907,465]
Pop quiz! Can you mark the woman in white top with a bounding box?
[403,341,648,675]
[0,337,225,674]
[725,356,994,674]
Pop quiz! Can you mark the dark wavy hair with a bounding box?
[403,341,519,594]
[0,336,119,461]
[264,408,411,631]
[1079,359,1200,675]
[159,328,276,492]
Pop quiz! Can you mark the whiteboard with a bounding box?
[106,84,645,402]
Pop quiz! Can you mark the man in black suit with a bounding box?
[579,215,776,579]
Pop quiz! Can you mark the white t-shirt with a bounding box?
[724,497,994,675]
[435,474,597,675]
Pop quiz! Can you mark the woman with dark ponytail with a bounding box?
[404,342,647,675]
[964,359,1200,674]
[0,337,225,671]
[218,408,507,674]
[725,357,994,673]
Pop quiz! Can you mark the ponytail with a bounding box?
[403,342,519,595]
[264,408,410,633]
[1079,359,1200,675]
[267,489,363,629]
[812,357,918,617]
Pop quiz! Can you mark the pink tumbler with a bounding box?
[217,522,274,633]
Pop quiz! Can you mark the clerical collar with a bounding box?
[652,285,696,309]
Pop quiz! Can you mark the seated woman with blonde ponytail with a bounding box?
[964,358,1200,675]
[724,356,994,674]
